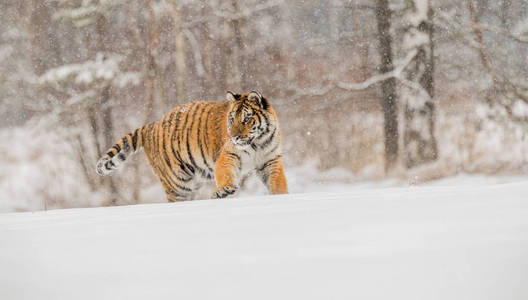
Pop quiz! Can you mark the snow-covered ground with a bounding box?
[1,179,528,300]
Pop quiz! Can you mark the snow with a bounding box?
[513,100,528,118]
[1,180,528,300]
[39,53,140,88]
[512,17,528,37]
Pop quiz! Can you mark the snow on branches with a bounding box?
[40,53,140,90]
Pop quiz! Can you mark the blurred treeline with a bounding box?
[0,0,527,209]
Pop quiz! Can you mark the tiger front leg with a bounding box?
[212,150,242,199]
[257,156,288,195]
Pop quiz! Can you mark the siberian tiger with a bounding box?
[96,91,288,202]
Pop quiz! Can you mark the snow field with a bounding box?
[1,181,528,299]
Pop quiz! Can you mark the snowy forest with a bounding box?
[1,0,528,212]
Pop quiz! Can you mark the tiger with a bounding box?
[96,91,288,202]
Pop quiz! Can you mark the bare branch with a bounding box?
[213,0,283,20]
[278,49,418,106]
[476,24,528,44]
[282,85,335,104]
[334,49,417,91]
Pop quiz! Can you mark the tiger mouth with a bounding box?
[233,137,254,146]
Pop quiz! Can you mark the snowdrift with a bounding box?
[1,181,528,299]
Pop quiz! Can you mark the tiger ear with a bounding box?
[248,91,269,110]
[226,91,237,102]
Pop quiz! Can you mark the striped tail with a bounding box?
[96,127,144,176]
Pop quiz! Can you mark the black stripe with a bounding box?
[252,111,264,139]
[186,104,209,176]
[236,103,244,114]
[114,144,121,153]
[153,123,179,191]
[226,151,241,161]
[167,111,192,182]
[161,112,185,185]
[157,166,179,193]
[196,105,213,172]
[106,160,116,169]
[122,138,130,152]
[152,122,158,157]
[180,163,192,177]
[185,163,195,174]
[147,123,155,155]
[260,96,270,110]
[254,110,262,125]
[226,151,242,171]
[260,128,276,148]
[261,112,270,129]
[167,192,188,202]
[203,106,214,158]
[255,112,270,141]
[176,152,193,177]
[260,172,269,184]
[173,107,196,180]
[258,155,281,172]
[186,104,200,169]
[107,151,115,158]
[132,129,138,150]
[154,123,183,196]
[170,111,184,164]
[178,105,191,154]
[175,174,192,182]
[169,112,193,178]
[118,153,126,161]
[265,142,279,156]
[260,124,271,138]
[173,181,193,192]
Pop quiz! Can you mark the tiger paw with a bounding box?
[212,185,238,199]
[96,158,113,175]
[96,157,120,176]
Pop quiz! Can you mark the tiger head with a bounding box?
[226,91,273,148]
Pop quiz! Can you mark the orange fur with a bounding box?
[96,91,288,202]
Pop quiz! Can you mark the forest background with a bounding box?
[1,0,527,211]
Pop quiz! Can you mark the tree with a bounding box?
[170,1,187,106]
[375,0,399,172]
[44,0,140,204]
[401,0,438,168]
[466,0,528,126]
[0,1,37,127]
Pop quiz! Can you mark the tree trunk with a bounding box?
[401,0,438,168]
[467,0,491,73]
[96,13,119,203]
[500,0,512,30]
[375,0,399,172]
[101,85,118,204]
[222,16,236,89]
[145,0,158,121]
[200,22,214,98]
[229,0,247,90]
[171,3,186,106]
[75,134,97,192]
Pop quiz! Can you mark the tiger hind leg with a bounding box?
[166,189,192,202]
[157,175,195,202]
